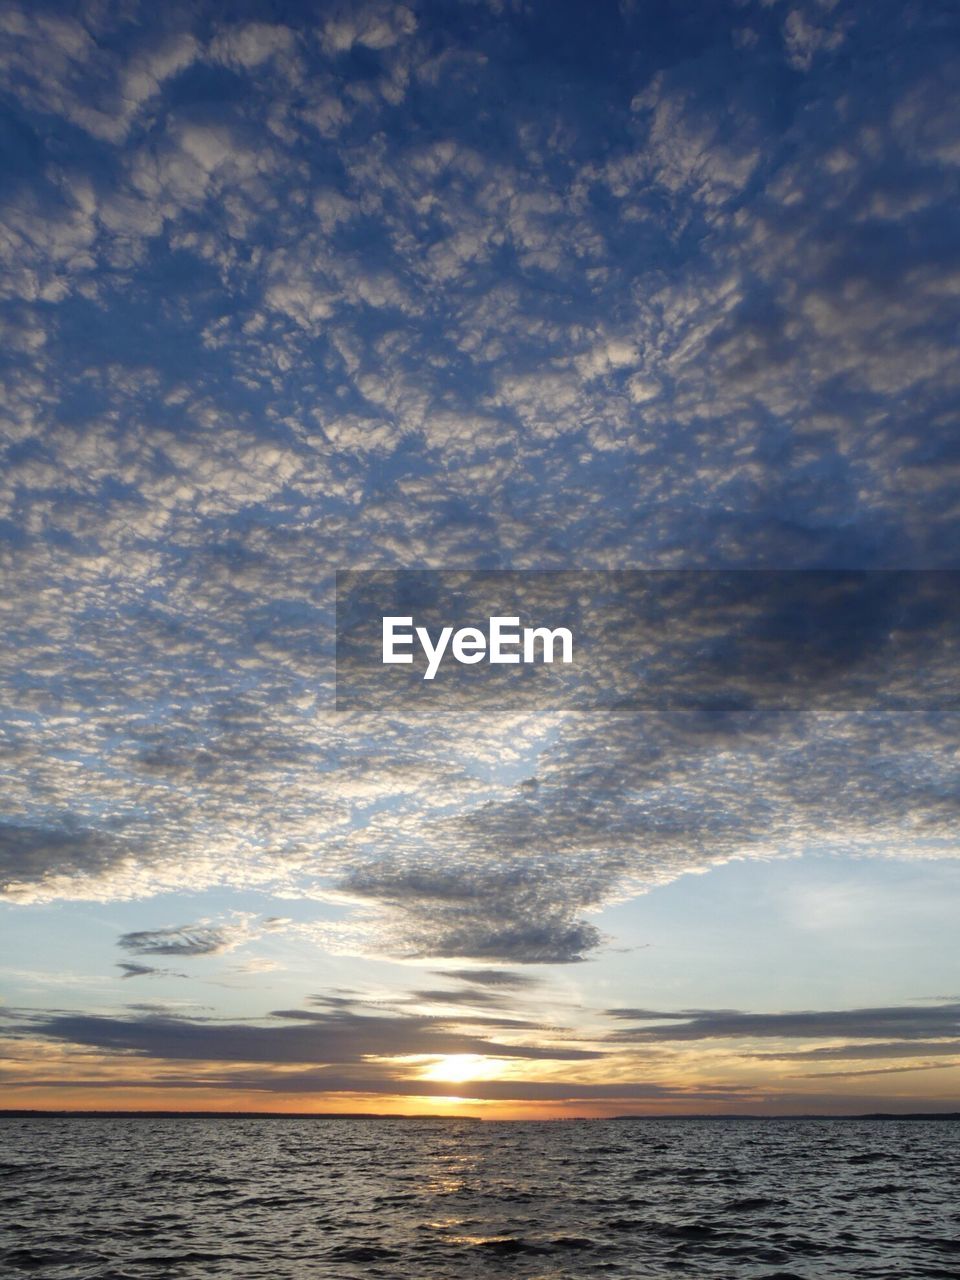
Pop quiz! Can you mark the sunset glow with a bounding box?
[419,1056,507,1086]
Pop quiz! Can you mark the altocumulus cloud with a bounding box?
[0,0,959,971]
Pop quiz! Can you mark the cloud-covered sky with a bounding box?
[1,0,959,1115]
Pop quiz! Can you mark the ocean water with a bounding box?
[1,1116,958,1278]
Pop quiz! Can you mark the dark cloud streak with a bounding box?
[607,1003,960,1043]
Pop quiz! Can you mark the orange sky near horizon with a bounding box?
[3,1037,959,1120]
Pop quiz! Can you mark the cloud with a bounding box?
[318,3,417,57]
[0,823,135,898]
[1,0,959,983]
[318,568,960,961]
[407,988,510,1007]
[606,1002,960,1043]
[434,969,542,989]
[790,1062,959,1080]
[334,860,605,963]
[0,8,198,143]
[782,6,847,72]
[116,962,187,980]
[208,23,299,72]
[116,923,246,957]
[748,1041,960,1062]
[3,992,957,1107]
[7,1005,602,1066]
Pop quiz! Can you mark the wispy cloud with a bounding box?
[118,962,170,980]
[606,1003,960,1043]
[8,1005,603,1066]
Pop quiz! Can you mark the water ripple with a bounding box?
[1,1116,957,1278]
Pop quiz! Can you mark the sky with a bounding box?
[1,0,960,1117]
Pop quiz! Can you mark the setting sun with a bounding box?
[419,1055,505,1085]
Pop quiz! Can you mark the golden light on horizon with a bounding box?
[418,1054,507,1085]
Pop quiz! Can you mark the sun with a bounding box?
[419,1054,503,1084]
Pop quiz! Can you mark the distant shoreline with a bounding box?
[2,1109,958,1121]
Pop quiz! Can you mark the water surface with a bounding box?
[2,1116,958,1277]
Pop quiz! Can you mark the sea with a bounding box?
[1,1116,958,1278]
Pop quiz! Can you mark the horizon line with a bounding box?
[3,1109,959,1121]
